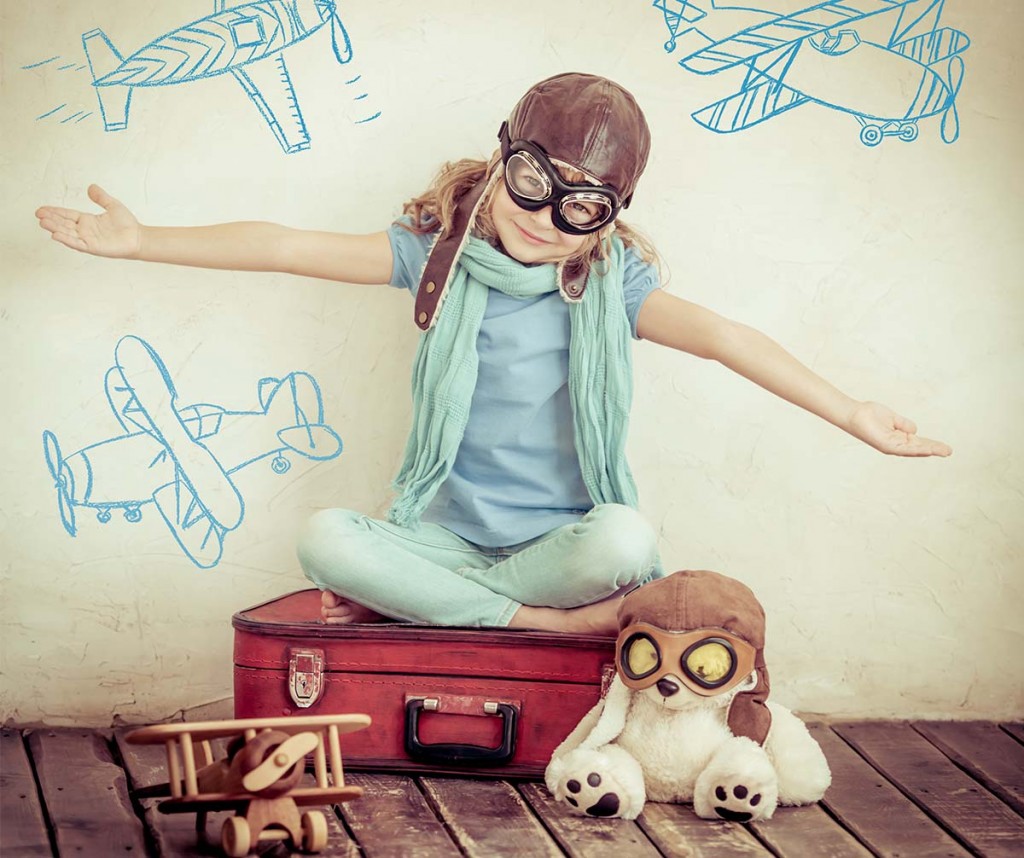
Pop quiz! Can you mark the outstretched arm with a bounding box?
[36,184,393,285]
[637,290,952,457]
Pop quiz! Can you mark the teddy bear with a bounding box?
[545,570,831,821]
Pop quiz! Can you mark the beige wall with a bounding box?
[1,0,1021,725]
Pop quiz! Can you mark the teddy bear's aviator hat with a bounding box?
[618,570,773,745]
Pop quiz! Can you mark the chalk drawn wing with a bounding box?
[692,77,810,133]
[231,53,310,154]
[681,0,918,74]
[152,473,226,569]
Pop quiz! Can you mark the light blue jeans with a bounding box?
[296,503,660,627]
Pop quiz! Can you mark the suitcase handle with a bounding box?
[404,698,518,766]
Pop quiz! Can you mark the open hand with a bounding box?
[36,184,141,259]
[847,401,952,457]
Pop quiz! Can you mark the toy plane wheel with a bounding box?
[221,816,251,858]
[301,810,328,853]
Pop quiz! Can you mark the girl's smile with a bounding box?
[490,180,587,265]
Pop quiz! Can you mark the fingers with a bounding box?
[891,433,953,458]
[891,413,918,436]
[88,183,118,210]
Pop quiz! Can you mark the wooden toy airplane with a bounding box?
[126,713,371,856]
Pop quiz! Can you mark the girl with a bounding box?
[36,73,951,636]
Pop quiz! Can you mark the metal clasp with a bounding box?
[288,648,324,708]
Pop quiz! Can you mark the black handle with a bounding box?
[404,699,518,766]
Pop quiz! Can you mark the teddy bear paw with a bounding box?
[546,746,646,820]
[707,782,768,822]
[693,738,779,822]
[563,771,623,817]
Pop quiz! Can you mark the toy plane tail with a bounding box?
[82,28,132,131]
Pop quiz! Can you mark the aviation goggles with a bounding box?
[616,622,758,697]
[499,123,622,235]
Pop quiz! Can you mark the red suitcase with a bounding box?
[232,589,616,777]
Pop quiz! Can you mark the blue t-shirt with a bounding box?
[387,222,660,547]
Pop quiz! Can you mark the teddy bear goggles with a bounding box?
[616,622,759,697]
[499,122,622,235]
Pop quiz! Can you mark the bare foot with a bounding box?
[507,596,621,636]
[320,590,387,625]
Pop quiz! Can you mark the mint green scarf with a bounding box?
[388,235,639,528]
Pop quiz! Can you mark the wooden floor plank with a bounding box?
[637,801,773,857]
[810,724,973,858]
[0,730,53,857]
[518,781,660,858]
[1000,723,1024,745]
[420,776,561,857]
[914,721,1024,817]
[339,772,459,857]
[750,803,874,858]
[835,721,1024,858]
[27,728,148,857]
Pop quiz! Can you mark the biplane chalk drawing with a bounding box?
[653,0,970,145]
[42,335,343,568]
[81,0,355,153]
[127,714,371,856]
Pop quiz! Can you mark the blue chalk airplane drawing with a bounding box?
[42,336,343,569]
[653,0,969,145]
[81,0,354,154]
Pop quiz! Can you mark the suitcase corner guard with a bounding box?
[404,694,518,766]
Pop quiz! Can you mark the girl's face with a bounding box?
[489,180,588,265]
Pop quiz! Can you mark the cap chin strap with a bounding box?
[414,168,592,330]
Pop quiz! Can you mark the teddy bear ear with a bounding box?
[727,663,772,745]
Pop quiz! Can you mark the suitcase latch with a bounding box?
[288,647,324,708]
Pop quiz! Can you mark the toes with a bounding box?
[712,783,763,822]
[321,590,343,609]
[586,792,621,817]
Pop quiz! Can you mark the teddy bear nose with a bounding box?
[656,677,679,697]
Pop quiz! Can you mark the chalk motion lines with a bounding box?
[42,336,343,569]
[79,0,373,154]
[653,0,969,145]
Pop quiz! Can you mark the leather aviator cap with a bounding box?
[414,73,652,330]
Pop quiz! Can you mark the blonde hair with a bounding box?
[399,154,661,272]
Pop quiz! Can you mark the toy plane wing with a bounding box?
[681,0,917,74]
[126,713,373,745]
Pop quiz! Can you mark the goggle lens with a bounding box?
[623,635,660,679]
[560,195,614,229]
[683,640,735,686]
[506,152,551,201]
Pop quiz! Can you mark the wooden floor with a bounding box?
[2,721,1023,857]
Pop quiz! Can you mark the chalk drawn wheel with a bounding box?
[859,124,883,147]
[43,430,76,536]
[236,731,305,798]
[271,455,291,474]
[899,122,919,142]
[301,810,328,853]
[221,816,251,858]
